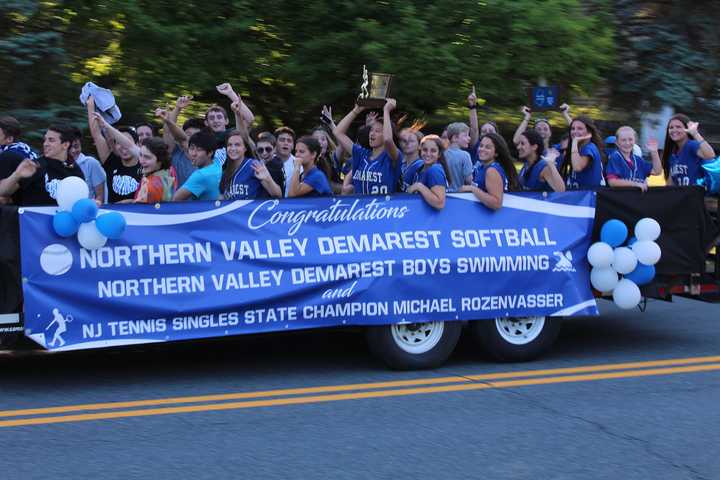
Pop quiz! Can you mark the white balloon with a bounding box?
[77,221,107,250]
[632,240,661,265]
[613,279,641,309]
[591,267,619,293]
[57,176,90,211]
[587,242,614,268]
[635,217,661,242]
[612,247,638,275]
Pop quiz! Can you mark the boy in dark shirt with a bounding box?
[0,124,85,206]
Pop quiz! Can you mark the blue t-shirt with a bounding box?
[473,161,508,192]
[224,158,267,200]
[182,161,221,201]
[519,159,551,191]
[565,142,605,189]
[420,164,447,190]
[1,142,38,160]
[410,163,447,190]
[351,144,402,195]
[401,159,423,192]
[301,167,332,197]
[669,139,704,186]
[606,150,653,183]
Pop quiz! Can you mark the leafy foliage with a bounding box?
[4,0,617,142]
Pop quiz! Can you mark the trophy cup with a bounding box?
[357,65,393,109]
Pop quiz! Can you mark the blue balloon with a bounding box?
[624,263,655,286]
[52,211,79,237]
[698,157,720,193]
[71,198,98,223]
[600,219,628,247]
[95,212,127,239]
[627,236,637,246]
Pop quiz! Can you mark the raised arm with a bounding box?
[93,112,140,158]
[230,100,257,155]
[645,138,663,176]
[332,104,364,154]
[570,134,593,172]
[540,162,566,192]
[468,87,479,147]
[560,103,572,126]
[86,97,112,163]
[383,98,399,161]
[217,83,254,127]
[162,95,192,151]
[513,106,532,145]
[686,122,716,160]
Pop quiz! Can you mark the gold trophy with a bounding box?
[357,65,393,109]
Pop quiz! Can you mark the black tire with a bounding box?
[470,316,562,362]
[366,320,462,370]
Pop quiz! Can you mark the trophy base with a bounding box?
[357,97,387,109]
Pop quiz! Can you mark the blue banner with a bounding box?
[19,192,598,351]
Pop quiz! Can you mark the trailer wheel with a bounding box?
[366,320,462,370]
[470,316,562,362]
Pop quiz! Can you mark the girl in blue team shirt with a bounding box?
[460,133,519,210]
[333,99,402,195]
[516,130,565,192]
[606,126,662,191]
[406,135,449,210]
[660,114,716,187]
[221,131,282,200]
[399,127,424,192]
[559,116,606,189]
[288,136,332,197]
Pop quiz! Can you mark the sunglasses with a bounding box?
[257,146,273,153]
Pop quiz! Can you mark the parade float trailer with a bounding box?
[0,187,717,369]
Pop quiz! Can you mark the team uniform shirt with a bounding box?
[401,158,423,192]
[103,153,142,203]
[409,163,447,191]
[300,167,332,197]
[606,150,653,183]
[669,139,705,187]
[519,159,552,191]
[473,161,508,192]
[350,144,402,195]
[223,158,267,200]
[565,142,605,189]
[445,147,473,192]
[1,142,38,160]
[134,169,177,203]
[181,161,221,201]
[0,152,85,206]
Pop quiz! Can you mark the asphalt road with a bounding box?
[1,296,719,480]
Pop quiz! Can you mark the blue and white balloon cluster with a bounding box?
[587,218,662,309]
[51,176,126,250]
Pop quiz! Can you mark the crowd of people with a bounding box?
[0,84,716,211]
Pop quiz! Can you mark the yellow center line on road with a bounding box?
[1,355,720,419]
[1,362,719,428]
[0,356,719,428]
